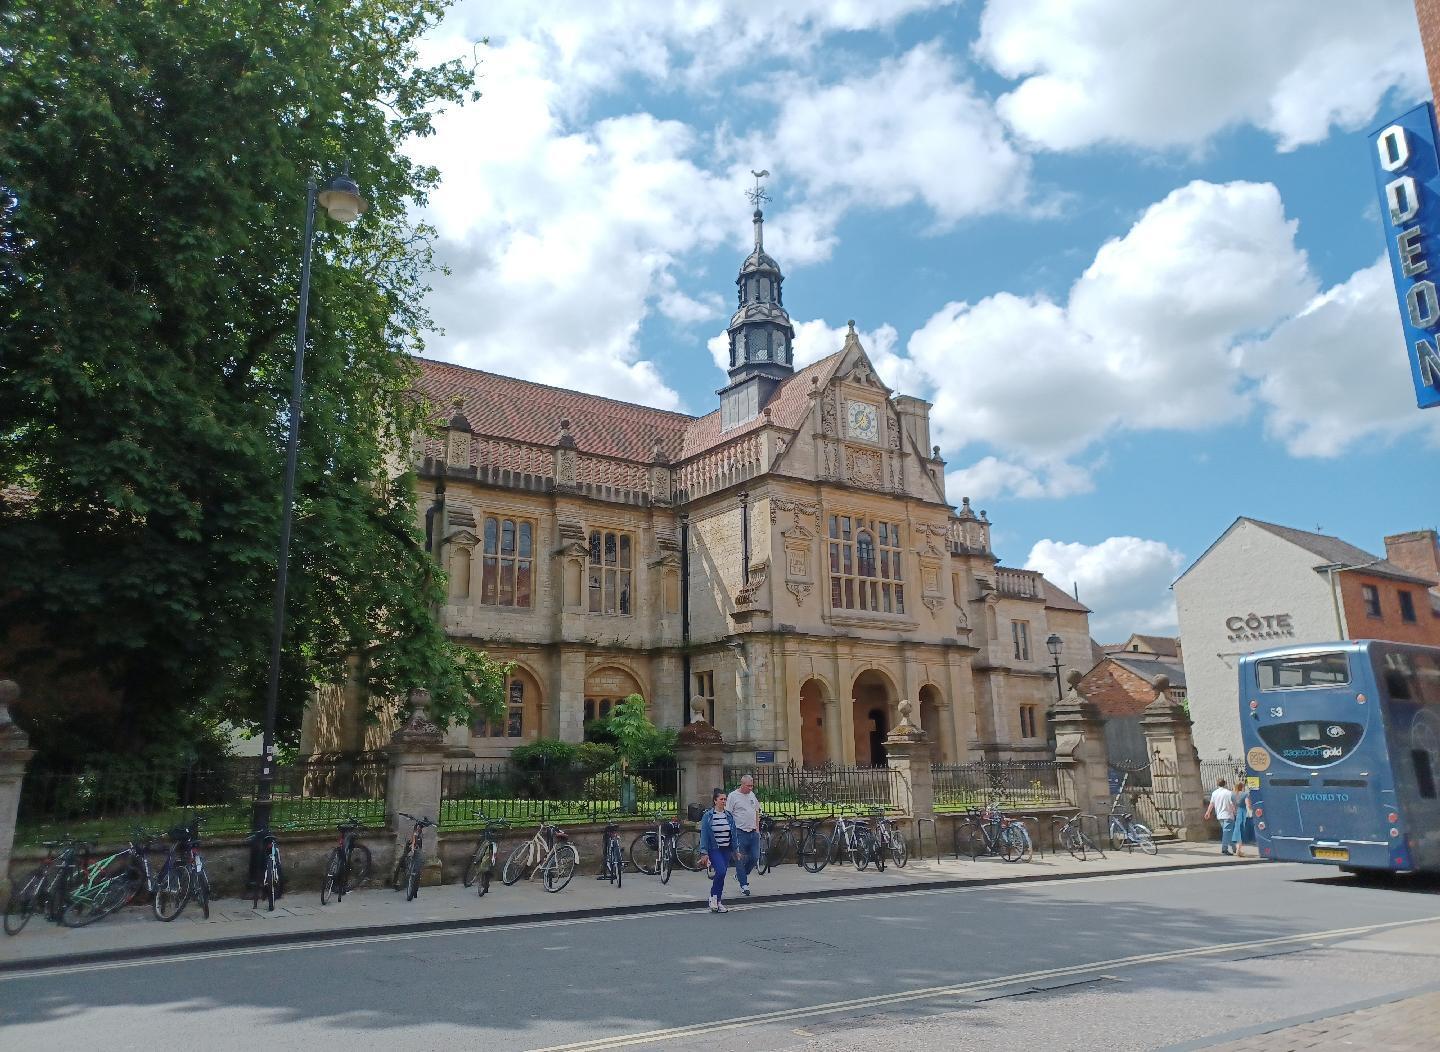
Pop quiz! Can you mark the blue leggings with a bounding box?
[710,849,730,900]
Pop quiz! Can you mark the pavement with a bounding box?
[1206,990,1440,1050]
[1,840,1248,970]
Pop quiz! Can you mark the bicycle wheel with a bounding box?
[4,868,43,936]
[466,840,493,892]
[153,864,191,922]
[629,831,660,875]
[463,844,485,888]
[756,831,771,876]
[502,839,532,886]
[1063,824,1087,861]
[604,838,621,887]
[63,869,140,927]
[889,832,909,868]
[389,845,411,892]
[321,849,342,905]
[266,856,279,911]
[347,844,373,889]
[799,829,829,873]
[673,829,704,872]
[1109,819,1128,852]
[406,850,423,901]
[1012,824,1034,863]
[542,845,579,893]
[660,841,673,885]
[1132,823,1158,855]
[846,829,871,872]
[193,868,211,919]
[997,825,1023,863]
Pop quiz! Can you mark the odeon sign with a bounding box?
[1371,104,1440,410]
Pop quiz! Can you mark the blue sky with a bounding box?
[409,1,1440,638]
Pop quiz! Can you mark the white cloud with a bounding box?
[976,0,1426,152]
[946,457,1094,502]
[908,181,1314,485]
[766,44,1030,225]
[1239,258,1440,456]
[1025,537,1185,640]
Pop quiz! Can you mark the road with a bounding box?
[2,863,1438,1050]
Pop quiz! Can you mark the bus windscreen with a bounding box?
[1256,652,1350,691]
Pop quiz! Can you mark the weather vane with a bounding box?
[746,169,770,208]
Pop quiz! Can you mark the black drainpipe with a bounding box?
[424,466,447,561]
[680,512,692,723]
[739,490,750,584]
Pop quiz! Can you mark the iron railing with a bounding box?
[14,753,389,847]
[721,762,904,815]
[439,760,678,828]
[932,761,1072,811]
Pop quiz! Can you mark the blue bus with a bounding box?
[1238,640,1440,875]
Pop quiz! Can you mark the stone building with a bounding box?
[303,193,1093,766]
[1174,518,1440,758]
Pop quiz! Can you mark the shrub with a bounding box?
[581,766,656,803]
[583,719,619,746]
[575,741,619,773]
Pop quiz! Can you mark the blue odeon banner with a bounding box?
[1371,102,1440,410]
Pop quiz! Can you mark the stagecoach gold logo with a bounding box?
[1247,746,1271,772]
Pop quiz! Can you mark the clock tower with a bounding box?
[719,171,797,430]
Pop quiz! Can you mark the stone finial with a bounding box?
[1066,669,1084,690]
[650,435,670,465]
[932,445,941,459]
[690,698,708,724]
[885,698,926,745]
[678,696,723,746]
[556,417,576,449]
[390,687,444,747]
[1152,674,1171,695]
[0,679,30,748]
[897,698,915,730]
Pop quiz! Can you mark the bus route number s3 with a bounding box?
[1269,706,1284,718]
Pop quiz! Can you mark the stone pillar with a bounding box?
[385,688,447,886]
[674,698,725,817]
[1141,674,1209,842]
[0,681,36,897]
[1052,671,1112,816]
[882,700,935,825]
[823,697,844,766]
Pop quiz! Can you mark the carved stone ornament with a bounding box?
[786,580,813,605]
[821,396,837,437]
[922,595,945,613]
[391,687,444,747]
[846,447,883,488]
[885,698,925,744]
[770,496,821,529]
[734,559,770,608]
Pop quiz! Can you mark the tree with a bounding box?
[0,0,505,767]
[608,695,678,772]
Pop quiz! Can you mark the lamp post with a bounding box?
[252,169,367,836]
[1045,633,1065,703]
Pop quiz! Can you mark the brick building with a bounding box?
[1174,518,1440,757]
[303,191,1093,766]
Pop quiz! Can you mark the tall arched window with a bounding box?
[480,516,534,608]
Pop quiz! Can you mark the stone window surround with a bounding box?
[827,513,906,616]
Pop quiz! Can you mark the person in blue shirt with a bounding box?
[698,788,736,913]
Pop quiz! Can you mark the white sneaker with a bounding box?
[715,901,729,913]
[708,896,718,913]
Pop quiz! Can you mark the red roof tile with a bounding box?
[679,353,843,459]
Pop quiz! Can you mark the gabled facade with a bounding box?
[303,193,1093,766]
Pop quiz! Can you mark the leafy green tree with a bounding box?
[0,0,504,767]
[608,695,678,771]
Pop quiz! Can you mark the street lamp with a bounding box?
[1045,633,1064,703]
[252,169,367,837]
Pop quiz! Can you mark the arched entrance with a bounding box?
[799,679,828,767]
[585,665,645,725]
[852,669,895,766]
[918,684,943,761]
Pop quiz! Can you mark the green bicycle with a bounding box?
[63,828,183,926]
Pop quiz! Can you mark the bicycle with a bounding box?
[462,812,510,896]
[5,836,91,935]
[150,826,195,922]
[61,828,165,927]
[630,811,685,884]
[799,806,874,873]
[599,814,625,887]
[391,812,436,901]
[321,816,373,905]
[1054,812,1104,861]
[958,805,1031,863]
[758,814,822,874]
[863,808,908,869]
[501,817,580,893]
[1107,811,1158,855]
[176,816,212,919]
[245,825,284,911]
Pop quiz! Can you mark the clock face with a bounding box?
[846,400,880,442]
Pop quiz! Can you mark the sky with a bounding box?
[405,0,1440,641]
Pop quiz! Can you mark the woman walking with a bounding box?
[698,788,736,913]
[1230,772,1251,858]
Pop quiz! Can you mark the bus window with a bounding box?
[1414,750,1438,799]
[1257,652,1350,691]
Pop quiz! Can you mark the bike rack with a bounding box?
[911,817,937,861]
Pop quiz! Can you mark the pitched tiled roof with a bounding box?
[1041,578,1090,613]
[415,357,694,463]
[679,352,844,459]
[1245,518,1438,586]
[1113,655,1186,689]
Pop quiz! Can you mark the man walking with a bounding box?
[726,774,762,897]
[1204,778,1237,855]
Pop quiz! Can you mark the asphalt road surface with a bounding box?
[3,863,1439,1050]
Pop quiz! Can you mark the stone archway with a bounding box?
[585,665,645,725]
[799,678,828,767]
[852,669,896,766]
[918,684,944,761]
